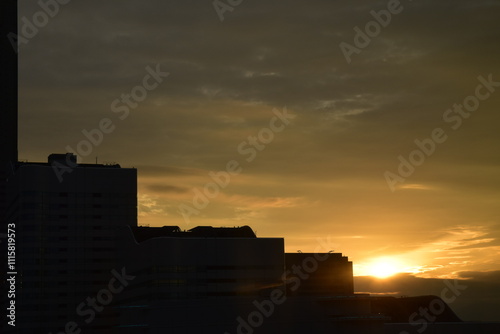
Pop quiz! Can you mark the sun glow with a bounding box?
[364,257,405,278]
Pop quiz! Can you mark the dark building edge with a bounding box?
[1,0,18,224]
[1,2,18,333]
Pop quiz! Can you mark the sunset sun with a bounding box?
[366,257,403,279]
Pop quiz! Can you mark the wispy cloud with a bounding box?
[138,194,169,217]
[226,195,305,209]
[399,183,434,190]
[146,184,190,194]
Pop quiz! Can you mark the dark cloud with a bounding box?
[354,272,500,321]
[146,184,190,194]
[458,270,500,281]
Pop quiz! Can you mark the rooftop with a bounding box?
[132,225,257,242]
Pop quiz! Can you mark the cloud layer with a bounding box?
[19,0,500,285]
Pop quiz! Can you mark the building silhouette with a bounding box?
[4,152,385,333]
[4,154,137,332]
[1,2,19,333]
[0,1,18,227]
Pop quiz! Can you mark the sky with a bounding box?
[17,0,500,298]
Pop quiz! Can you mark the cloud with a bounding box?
[399,183,433,190]
[458,270,500,282]
[226,195,304,209]
[146,184,190,194]
[354,271,500,321]
[138,194,168,217]
[137,165,204,177]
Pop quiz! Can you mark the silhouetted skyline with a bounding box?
[10,0,500,323]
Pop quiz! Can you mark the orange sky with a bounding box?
[19,0,500,280]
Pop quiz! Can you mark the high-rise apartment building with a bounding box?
[5,154,137,333]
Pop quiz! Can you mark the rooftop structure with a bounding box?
[131,225,257,242]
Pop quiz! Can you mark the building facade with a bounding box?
[4,154,137,333]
